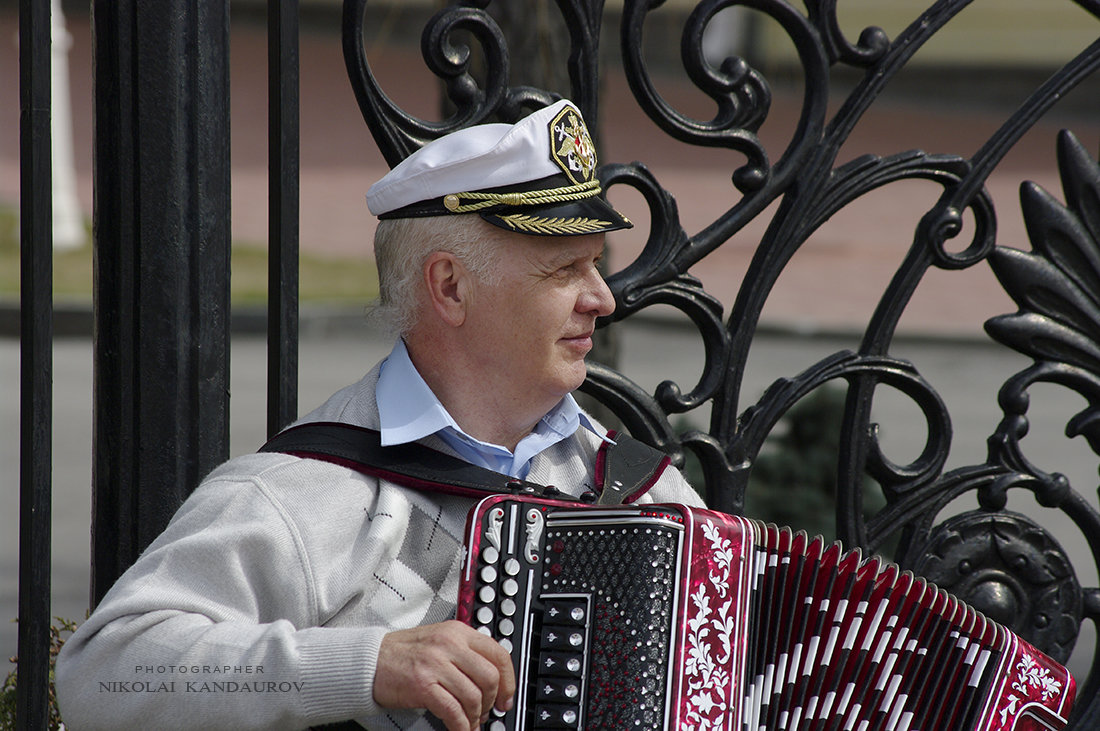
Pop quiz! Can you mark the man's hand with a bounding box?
[374,620,516,730]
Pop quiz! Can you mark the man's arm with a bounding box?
[56,459,376,729]
[56,454,511,730]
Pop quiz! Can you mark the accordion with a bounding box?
[456,496,1076,731]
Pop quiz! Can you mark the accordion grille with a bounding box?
[543,523,679,728]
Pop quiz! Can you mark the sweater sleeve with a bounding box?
[55,454,404,730]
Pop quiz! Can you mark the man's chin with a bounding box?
[565,364,589,394]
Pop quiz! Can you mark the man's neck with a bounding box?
[404,338,551,452]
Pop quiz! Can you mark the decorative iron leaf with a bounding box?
[1058,128,1100,249]
[988,247,1100,350]
[986,132,1100,370]
[987,312,1100,376]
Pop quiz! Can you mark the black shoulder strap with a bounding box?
[259,421,572,502]
[594,429,673,505]
[259,421,670,505]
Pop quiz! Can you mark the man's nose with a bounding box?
[580,269,616,317]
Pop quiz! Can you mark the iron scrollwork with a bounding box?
[343,0,1100,723]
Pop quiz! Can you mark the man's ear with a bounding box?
[422,251,470,327]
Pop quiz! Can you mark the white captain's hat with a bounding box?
[366,99,631,236]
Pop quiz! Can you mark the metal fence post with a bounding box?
[90,0,232,604]
[267,0,300,438]
[18,0,53,726]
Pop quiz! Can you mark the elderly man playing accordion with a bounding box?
[56,100,704,731]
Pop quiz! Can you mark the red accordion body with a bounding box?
[457,496,1076,731]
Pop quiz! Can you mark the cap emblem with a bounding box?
[549,104,597,185]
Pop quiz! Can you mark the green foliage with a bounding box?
[229,241,380,306]
[745,384,885,542]
[0,207,15,251]
[679,384,886,543]
[0,205,379,306]
[1,617,78,731]
[0,208,93,300]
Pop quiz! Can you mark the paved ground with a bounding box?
[1,4,1100,684]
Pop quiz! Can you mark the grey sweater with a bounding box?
[55,365,703,730]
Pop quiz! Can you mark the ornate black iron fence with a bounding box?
[342,0,1100,724]
[14,0,1100,728]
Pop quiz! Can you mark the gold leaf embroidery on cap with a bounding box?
[497,213,612,235]
[548,105,597,186]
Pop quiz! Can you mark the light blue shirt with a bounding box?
[375,339,607,480]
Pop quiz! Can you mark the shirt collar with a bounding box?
[375,339,605,449]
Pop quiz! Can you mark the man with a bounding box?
[56,99,704,730]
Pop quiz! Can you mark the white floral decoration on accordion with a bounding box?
[682,518,738,729]
[996,651,1066,727]
[702,521,735,598]
[1015,652,1063,702]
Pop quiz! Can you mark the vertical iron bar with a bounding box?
[267,0,300,438]
[17,0,52,727]
[91,0,232,603]
[89,0,136,608]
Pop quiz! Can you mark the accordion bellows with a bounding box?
[457,496,1076,731]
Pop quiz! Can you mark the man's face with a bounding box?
[465,232,615,407]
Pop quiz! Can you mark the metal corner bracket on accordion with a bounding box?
[456,495,1076,731]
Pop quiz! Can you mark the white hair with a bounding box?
[370,214,504,337]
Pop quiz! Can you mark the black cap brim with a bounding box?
[377,172,633,236]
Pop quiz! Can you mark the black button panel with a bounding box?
[467,500,682,730]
